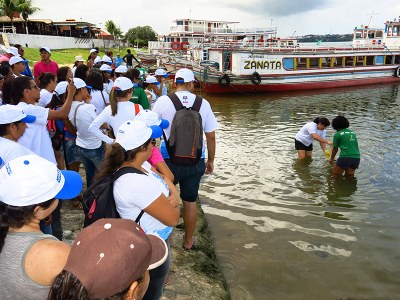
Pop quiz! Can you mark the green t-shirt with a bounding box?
[333,128,360,158]
[130,87,149,109]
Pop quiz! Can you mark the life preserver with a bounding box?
[395,66,400,77]
[171,42,181,50]
[218,74,230,87]
[250,72,262,85]
[181,41,190,50]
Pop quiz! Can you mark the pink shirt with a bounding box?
[148,147,164,168]
[0,54,11,63]
[33,60,59,78]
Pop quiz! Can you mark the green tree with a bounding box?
[125,25,157,48]
[16,0,39,34]
[0,0,18,31]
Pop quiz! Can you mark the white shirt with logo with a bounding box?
[295,122,326,146]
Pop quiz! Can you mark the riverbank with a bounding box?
[61,200,230,300]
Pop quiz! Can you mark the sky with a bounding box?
[31,0,400,37]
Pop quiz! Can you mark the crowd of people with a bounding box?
[0,45,218,299]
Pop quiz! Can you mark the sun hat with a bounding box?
[9,55,27,66]
[0,154,82,206]
[0,105,36,124]
[135,109,169,129]
[74,55,85,62]
[115,65,128,74]
[101,55,112,64]
[39,47,51,54]
[113,77,133,91]
[99,64,112,72]
[154,68,169,78]
[63,218,168,298]
[6,46,18,56]
[55,81,68,96]
[72,78,90,89]
[145,76,160,85]
[116,120,162,150]
[175,68,196,83]
[90,48,98,54]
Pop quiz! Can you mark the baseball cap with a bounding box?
[9,55,27,66]
[154,68,169,78]
[0,104,36,124]
[175,68,196,83]
[6,46,18,56]
[99,64,112,72]
[0,155,82,206]
[39,47,51,54]
[113,77,133,91]
[145,76,160,85]
[72,78,90,90]
[116,120,162,150]
[93,56,101,64]
[74,55,85,62]
[90,48,98,54]
[115,65,128,74]
[55,81,68,96]
[63,218,168,298]
[101,55,112,64]
[136,109,169,129]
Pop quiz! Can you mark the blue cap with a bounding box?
[55,170,83,200]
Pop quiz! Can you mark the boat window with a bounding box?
[355,56,364,66]
[309,58,319,68]
[385,55,393,65]
[366,56,374,66]
[177,21,183,26]
[376,31,383,38]
[296,58,307,70]
[283,58,295,70]
[375,56,384,65]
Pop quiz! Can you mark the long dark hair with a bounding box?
[75,64,89,81]
[313,117,330,127]
[109,88,132,116]
[2,77,14,105]
[86,70,104,91]
[38,72,56,89]
[57,67,71,83]
[95,141,151,181]
[0,199,54,252]
[11,76,31,104]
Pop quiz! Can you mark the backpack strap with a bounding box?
[191,95,203,112]
[167,92,184,111]
[134,103,140,115]
[73,103,85,127]
[100,90,108,107]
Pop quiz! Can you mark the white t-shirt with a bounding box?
[145,89,157,109]
[90,90,109,113]
[0,137,33,168]
[68,101,102,149]
[103,79,114,95]
[38,89,53,107]
[89,101,143,144]
[16,102,56,164]
[114,162,172,239]
[295,122,326,146]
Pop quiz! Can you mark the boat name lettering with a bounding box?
[248,54,265,59]
[243,60,282,70]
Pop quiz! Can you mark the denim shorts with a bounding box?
[61,139,80,165]
[165,159,206,202]
[336,157,360,170]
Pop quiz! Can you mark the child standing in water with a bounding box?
[329,115,360,178]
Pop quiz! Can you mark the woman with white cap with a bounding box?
[87,48,98,69]
[143,76,160,109]
[48,218,168,300]
[38,72,57,108]
[99,64,114,94]
[0,154,82,300]
[96,119,179,300]
[89,77,143,145]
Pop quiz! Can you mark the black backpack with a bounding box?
[163,92,203,166]
[83,166,145,227]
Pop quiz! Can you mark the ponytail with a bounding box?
[0,203,10,253]
[109,88,118,116]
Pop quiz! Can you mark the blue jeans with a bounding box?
[143,239,171,300]
[76,144,104,188]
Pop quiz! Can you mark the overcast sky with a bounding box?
[32,0,400,37]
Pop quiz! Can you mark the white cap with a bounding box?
[115,120,162,151]
[0,105,36,124]
[113,77,133,91]
[9,55,27,66]
[6,46,18,56]
[101,55,112,64]
[39,47,51,54]
[100,64,112,72]
[94,56,101,64]
[74,55,85,62]
[115,65,128,74]
[90,48,98,54]
[135,109,169,129]
[175,68,195,83]
[145,76,159,85]
[55,81,68,96]
[72,78,88,89]
[154,68,169,77]
[0,155,82,206]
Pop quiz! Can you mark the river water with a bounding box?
[197,83,400,300]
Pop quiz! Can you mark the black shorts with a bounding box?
[295,139,313,151]
[336,157,360,170]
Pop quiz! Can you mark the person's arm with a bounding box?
[153,82,163,97]
[310,133,332,145]
[133,54,140,64]
[122,55,127,63]
[88,109,114,144]
[155,161,174,182]
[329,147,339,163]
[144,193,180,226]
[64,118,77,136]
[205,131,216,174]
[48,82,76,120]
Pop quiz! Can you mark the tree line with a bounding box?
[105,20,157,48]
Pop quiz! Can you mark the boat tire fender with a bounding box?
[218,74,230,87]
[171,42,181,51]
[251,72,262,85]
[395,66,400,77]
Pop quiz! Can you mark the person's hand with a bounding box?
[327,140,333,145]
[205,159,214,174]
[168,192,180,208]
[328,159,335,164]
[67,79,77,95]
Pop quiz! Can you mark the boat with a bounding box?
[191,19,400,93]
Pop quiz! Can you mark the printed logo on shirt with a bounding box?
[5,163,12,175]
[182,95,188,104]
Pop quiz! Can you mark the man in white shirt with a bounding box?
[153,68,218,250]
